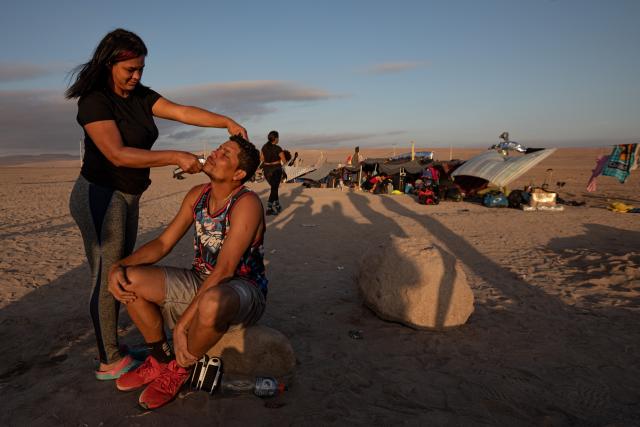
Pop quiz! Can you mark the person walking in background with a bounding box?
[66,28,247,380]
[260,130,286,215]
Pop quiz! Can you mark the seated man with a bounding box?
[107,135,266,409]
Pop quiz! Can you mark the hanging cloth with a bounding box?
[602,144,638,184]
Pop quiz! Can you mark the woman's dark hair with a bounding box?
[267,130,279,143]
[65,28,148,99]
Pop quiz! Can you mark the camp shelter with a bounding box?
[289,162,342,187]
[283,165,317,182]
[357,157,457,192]
[301,162,340,182]
[389,151,434,161]
[451,148,557,191]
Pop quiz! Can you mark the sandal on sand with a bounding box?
[95,354,140,381]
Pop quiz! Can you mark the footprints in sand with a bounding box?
[502,247,640,310]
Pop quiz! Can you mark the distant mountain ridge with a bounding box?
[0,154,80,166]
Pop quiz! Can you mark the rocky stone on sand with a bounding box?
[206,325,295,377]
[357,237,474,329]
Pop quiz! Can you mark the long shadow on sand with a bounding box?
[0,186,273,425]
[2,185,640,425]
[372,194,640,425]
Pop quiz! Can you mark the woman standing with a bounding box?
[260,130,286,215]
[66,28,247,380]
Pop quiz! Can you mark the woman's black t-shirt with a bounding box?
[261,142,283,167]
[77,85,161,195]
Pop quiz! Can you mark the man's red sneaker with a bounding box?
[138,360,190,409]
[116,355,166,392]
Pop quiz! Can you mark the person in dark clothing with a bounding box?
[65,28,248,380]
[260,130,286,215]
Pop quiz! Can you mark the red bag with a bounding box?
[418,189,436,205]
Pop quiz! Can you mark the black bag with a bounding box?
[190,355,223,395]
[445,187,463,202]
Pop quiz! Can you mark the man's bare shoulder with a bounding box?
[229,190,263,219]
[234,190,263,210]
[183,183,209,205]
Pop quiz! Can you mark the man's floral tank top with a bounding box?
[192,184,268,297]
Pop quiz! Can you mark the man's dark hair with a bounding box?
[230,135,260,183]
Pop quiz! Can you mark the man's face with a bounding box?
[202,140,246,182]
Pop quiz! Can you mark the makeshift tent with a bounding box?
[389,151,434,161]
[451,148,556,188]
[299,162,340,182]
[283,165,317,181]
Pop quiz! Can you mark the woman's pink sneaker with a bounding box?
[95,354,140,381]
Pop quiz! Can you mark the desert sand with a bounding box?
[1,147,639,426]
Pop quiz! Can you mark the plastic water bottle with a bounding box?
[220,375,286,398]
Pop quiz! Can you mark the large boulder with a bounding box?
[206,325,295,377]
[357,237,474,329]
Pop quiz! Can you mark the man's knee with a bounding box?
[123,266,166,304]
[196,286,239,327]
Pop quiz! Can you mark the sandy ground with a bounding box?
[1,147,639,426]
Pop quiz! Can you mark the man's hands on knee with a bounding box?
[108,265,137,304]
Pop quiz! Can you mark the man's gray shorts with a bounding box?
[160,267,266,331]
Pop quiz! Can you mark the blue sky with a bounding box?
[0,0,638,155]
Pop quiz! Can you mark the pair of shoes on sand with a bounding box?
[116,355,190,409]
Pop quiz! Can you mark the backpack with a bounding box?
[483,192,509,208]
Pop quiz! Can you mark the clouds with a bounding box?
[361,61,428,75]
[0,80,338,154]
[0,63,60,83]
[161,80,336,122]
[285,130,407,148]
[0,89,80,153]
[166,128,207,141]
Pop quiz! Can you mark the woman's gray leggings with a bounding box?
[69,175,140,364]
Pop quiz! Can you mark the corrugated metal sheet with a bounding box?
[298,163,340,181]
[451,148,556,187]
[283,165,317,181]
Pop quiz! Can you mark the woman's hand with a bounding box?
[107,265,136,304]
[173,325,198,368]
[176,152,203,174]
[226,119,248,140]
